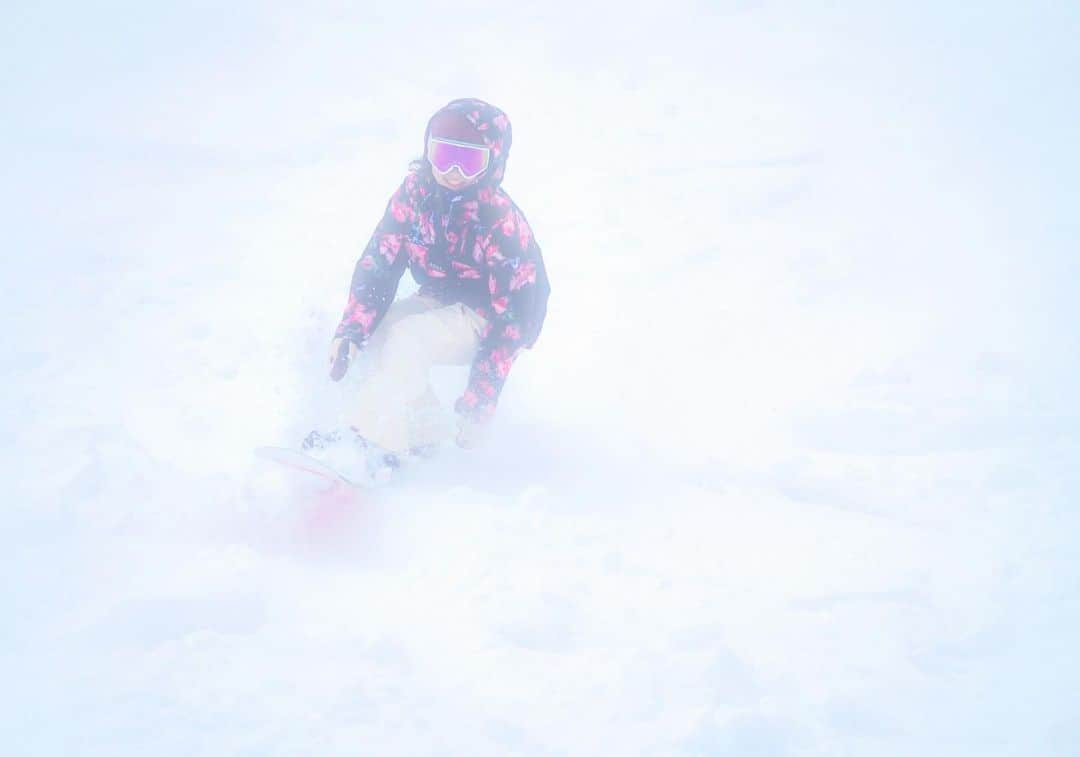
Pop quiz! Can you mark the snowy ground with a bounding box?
[3,2,1079,755]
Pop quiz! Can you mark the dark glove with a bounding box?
[328,336,361,381]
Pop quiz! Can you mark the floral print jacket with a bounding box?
[335,98,550,418]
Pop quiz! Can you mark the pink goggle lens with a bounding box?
[427,137,490,179]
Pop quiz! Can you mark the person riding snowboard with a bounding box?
[304,98,550,477]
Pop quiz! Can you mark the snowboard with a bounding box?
[254,445,372,489]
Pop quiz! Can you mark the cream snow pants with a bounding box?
[351,294,487,454]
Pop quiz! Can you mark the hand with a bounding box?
[455,410,492,449]
[328,336,360,381]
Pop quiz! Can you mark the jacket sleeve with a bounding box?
[334,177,416,347]
[457,206,550,418]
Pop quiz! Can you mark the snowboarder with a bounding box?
[303,98,550,479]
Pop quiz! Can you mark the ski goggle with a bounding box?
[427,137,490,180]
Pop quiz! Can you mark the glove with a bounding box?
[455,409,492,449]
[328,336,361,381]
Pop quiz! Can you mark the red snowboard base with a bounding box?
[254,445,371,537]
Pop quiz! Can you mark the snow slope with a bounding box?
[3,2,1079,755]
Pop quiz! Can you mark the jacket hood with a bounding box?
[423,98,512,189]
